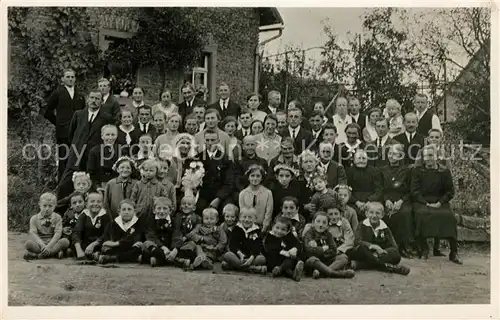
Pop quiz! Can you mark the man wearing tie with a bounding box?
[44,69,86,180]
[260,90,282,115]
[348,97,366,130]
[307,110,325,153]
[208,82,241,119]
[413,93,442,136]
[366,118,397,167]
[57,90,112,199]
[394,112,425,164]
[279,107,313,155]
[98,78,120,123]
[234,108,253,141]
[178,82,206,123]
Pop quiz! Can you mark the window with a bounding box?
[184,54,210,101]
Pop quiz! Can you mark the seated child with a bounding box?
[24,192,70,260]
[350,202,410,275]
[222,208,267,274]
[186,208,227,270]
[277,197,305,238]
[143,197,184,267]
[263,216,304,282]
[130,159,168,220]
[73,192,111,260]
[61,191,86,256]
[302,206,354,263]
[270,164,301,219]
[87,124,121,191]
[170,196,202,268]
[96,199,144,264]
[157,158,177,210]
[220,203,239,252]
[303,212,355,279]
[104,157,138,218]
[56,172,92,214]
[334,184,359,231]
[309,175,338,215]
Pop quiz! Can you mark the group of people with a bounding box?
[23,68,462,283]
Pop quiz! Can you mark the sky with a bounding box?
[262,8,365,58]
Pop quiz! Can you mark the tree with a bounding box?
[8,7,101,142]
[103,8,204,94]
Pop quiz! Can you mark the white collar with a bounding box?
[312,128,322,136]
[288,126,300,133]
[416,108,428,119]
[103,93,110,102]
[64,85,74,92]
[114,215,138,232]
[84,208,107,225]
[350,113,359,121]
[88,108,99,116]
[220,98,228,105]
[137,152,155,160]
[207,149,218,158]
[119,124,135,134]
[37,212,55,220]
[333,114,352,124]
[281,213,300,222]
[268,105,277,111]
[406,131,415,139]
[236,222,260,237]
[133,101,144,108]
[362,218,388,235]
[344,139,362,152]
[155,214,172,222]
[377,134,389,144]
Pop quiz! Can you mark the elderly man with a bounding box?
[318,141,347,188]
[260,90,282,115]
[44,69,86,180]
[57,90,113,199]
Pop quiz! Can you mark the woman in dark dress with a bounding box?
[346,149,383,220]
[380,144,414,258]
[411,145,462,264]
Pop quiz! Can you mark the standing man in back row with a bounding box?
[208,82,241,119]
[44,69,86,180]
[413,93,442,137]
[260,90,283,115]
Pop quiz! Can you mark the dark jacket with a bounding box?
[208,99,241,119]
[394,131,425,165]
[229,223,263,257]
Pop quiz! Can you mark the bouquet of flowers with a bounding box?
[181,161,205,197]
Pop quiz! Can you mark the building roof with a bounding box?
[259,8,284,26]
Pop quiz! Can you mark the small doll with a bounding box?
[263,216,303,282]
[97,199,144,264]
[222,208,267,274]
[186,208,227,270]
[303,212,355,279]
[24,193,70,260]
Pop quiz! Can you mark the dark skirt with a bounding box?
[384,202,414,246]
[413,203,457,239]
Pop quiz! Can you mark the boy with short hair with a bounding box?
[24,193,70,260]
[235,107,253,140]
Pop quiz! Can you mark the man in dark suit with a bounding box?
[279,107,314,155]
[318,141,347,188]
[56,90,112,199]
[366,118,398,167]
[98,77,120,124]
[178,82,206,122]
[132,105,156,140]
[196,129,235,211]
[307,110,325,153]
[348,97,366,130]
[234,107,252,141]
[44,69,86,180]
[394,112,425,164]
[259,90,282,115]
[208,82,241,120]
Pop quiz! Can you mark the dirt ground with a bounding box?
[7,232,490,305]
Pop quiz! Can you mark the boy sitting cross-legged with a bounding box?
[24,192,70,260]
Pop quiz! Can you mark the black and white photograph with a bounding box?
[3,2,496,314]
